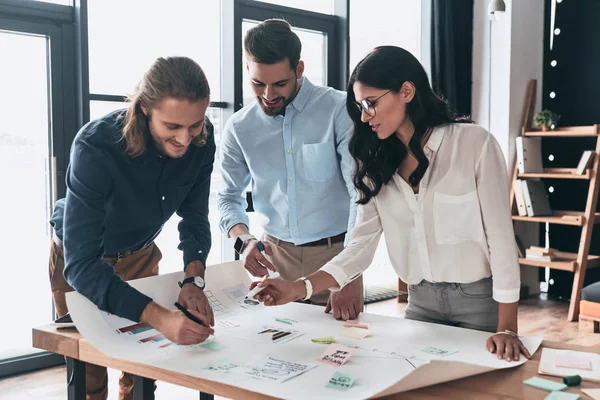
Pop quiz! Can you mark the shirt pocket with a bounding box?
[301,142,338,182]
[433,190,484,245]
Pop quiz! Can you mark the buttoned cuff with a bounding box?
[493,288,520,303]
[320,264,362,293]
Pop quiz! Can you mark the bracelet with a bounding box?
[495,329,518,337]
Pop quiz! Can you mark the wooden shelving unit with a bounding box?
[510,80,600,321]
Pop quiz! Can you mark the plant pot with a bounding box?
[541,125,549,131]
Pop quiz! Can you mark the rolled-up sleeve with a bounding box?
[476,133,521,303]
[218,119,251,235]
[320,197,383,291]
[177,123,216,268]
[63,138,152,322]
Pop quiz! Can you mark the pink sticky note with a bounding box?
[318,343,354,367]
[555,355,592,370]
[343,320,370,330]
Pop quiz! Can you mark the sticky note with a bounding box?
[523,377,567,392]
[318,343,354,367]
[202,359,241,373]
[340,327,371,340]
[343,320,369,330]
[555,355,592,370]
[311,336,335,344]
[200,340,227,352]
[544,391,579,400]
[582,388,600,400]
[274,317,296,325]
[326,371,356,391]
[420,346,458,356]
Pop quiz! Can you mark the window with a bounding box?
[250,0,334,15]
[87,0,224,271]
[33,0,72,4]
[349,0,423,72]
[87,0,221,100]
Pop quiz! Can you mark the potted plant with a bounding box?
[534,110,561,131]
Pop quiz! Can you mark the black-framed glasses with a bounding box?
[354,90,391,117]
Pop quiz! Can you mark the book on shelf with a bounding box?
[525,246,557,261]
[522,179,552,216]
[576,150,595,175]
[513,179,528,216]
[516,137,543,173]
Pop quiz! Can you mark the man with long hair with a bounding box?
[218,19,363,319]
[49,56,215,399]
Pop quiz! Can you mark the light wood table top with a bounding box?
[33,325,600,399]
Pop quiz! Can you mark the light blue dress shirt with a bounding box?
[218,77,357,245]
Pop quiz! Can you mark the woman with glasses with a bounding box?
[252,46,530,362]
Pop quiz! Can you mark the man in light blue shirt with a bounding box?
[218,19,363,320]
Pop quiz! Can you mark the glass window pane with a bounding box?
[154,108,224,272]
[251,0,333,14]
[349,0,422,71]
[87,0,221,100]
[90,100,127,120]
[33,0,72,5]
[0,31,53,358]
[242,20,327,106]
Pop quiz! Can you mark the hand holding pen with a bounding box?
[242,239,277,277]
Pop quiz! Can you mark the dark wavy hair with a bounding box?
[347,46,471,204]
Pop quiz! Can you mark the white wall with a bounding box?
[471,0,546,295]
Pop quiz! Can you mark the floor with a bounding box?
[1,296,599,400]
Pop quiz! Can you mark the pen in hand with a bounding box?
[174,302,208,329]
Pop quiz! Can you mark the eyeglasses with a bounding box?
[354,90,391,117]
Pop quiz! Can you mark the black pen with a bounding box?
[174,302,206,327]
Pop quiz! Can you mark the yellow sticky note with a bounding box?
[311,336,335,344]
[340,327,371,340]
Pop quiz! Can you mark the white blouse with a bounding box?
[321,123,520,303]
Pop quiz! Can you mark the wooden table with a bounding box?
[33,325,600,399]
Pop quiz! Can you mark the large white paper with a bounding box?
[67,260,543,399]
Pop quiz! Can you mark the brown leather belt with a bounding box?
[105,241,154,260]
[268,232,346,247]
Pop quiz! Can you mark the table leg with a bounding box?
[66,357,86,400]
[199,392,215,400]
[133,375,155,400]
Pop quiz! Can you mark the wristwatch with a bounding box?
[299,277,313,301]
[178,276,206,290]
[234,234,256,254]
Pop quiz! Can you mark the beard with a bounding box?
[257,79,298,116]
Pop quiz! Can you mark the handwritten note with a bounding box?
[202,359,241,374]
[234,356,316,383]
[218,319,240,329]
[340,327,371,340]
[318,343,354,367]
[311,336,335,344]
[326,371,356,391]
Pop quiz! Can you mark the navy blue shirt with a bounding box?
[50,110,215,322]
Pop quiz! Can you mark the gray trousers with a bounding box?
[404,276,499,333]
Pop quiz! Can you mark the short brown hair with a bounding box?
[121,56,210,157]
[243,18,302,70]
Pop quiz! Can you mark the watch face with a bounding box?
[193,276,205,288]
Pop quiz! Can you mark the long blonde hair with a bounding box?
[121,56,211,157]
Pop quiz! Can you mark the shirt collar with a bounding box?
[289,76,312,112]
[425,125,445,152]
[137,133,164,164]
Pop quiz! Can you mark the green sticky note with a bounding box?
[200,341,227,352]
[523,377,567,392]
[420,346,458,356]
[274,317,296,325]
[545,391,579,400]
[202,359,240,374]
[326,371,356,391]
[311,336,335,344]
